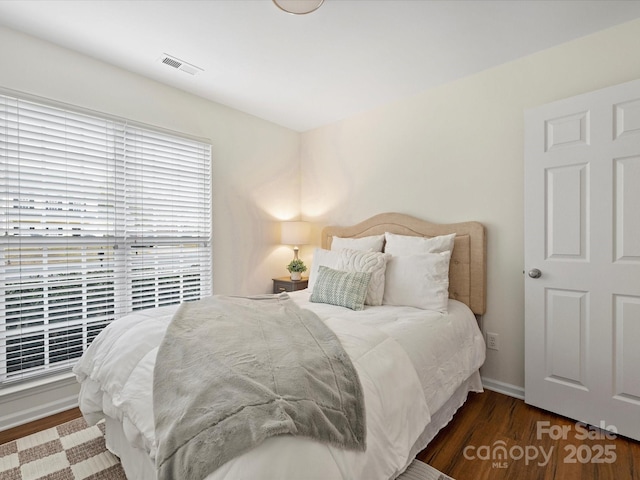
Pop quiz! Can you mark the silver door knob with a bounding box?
[528,268,542,279]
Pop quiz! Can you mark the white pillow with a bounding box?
[337,248,390,306]
[308,247,390,306]
[384,232,455,255]
[331,234,385,252]
[308,248,342,292]
[383,251,451,312]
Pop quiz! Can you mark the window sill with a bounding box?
[1,371,76,396]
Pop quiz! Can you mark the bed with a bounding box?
[74,212,487,480]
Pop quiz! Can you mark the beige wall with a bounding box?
[0,25,301,298]
[300,19,640,390]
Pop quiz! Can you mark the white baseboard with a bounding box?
[0,373,80,431]
[481,376,525,400]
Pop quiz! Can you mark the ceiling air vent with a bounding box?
[158,54,203,76]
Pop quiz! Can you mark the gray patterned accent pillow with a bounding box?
[310,266,372,311]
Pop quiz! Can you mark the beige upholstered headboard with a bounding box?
[321,212,487,316]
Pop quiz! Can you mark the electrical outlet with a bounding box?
[486,332,499,350]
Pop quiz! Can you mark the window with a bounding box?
[0,93,212,385]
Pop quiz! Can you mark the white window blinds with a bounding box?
[0,93,212,385]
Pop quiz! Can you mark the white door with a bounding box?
[524,79,640,441]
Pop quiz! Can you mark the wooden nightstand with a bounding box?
[273,277,309,294]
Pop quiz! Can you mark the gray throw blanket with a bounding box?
[153,293,366,480]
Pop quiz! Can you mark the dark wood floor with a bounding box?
[2,391,639,479]
[418,390,640,480]
[0,407,81,445]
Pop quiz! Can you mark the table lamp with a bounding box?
[281,221,310,261]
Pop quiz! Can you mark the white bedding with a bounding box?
[74,291,485,480]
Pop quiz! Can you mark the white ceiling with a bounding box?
[1,0,639,132]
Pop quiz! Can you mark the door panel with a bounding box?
[525,79,640,441]
[614,155,640,261]
[546,164,588,259]
[613,295,640,402]
[614,99,640,139]
[545,111,590,151]
[545,288,588,388]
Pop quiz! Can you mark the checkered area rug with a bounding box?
[0,417,454,480]
[0,417,126,480]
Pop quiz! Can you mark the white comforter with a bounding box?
[74,291,485,480]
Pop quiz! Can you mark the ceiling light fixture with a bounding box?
[273,0,324,15]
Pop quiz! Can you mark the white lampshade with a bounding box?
[281,221,310,246]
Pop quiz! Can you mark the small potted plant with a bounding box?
[286,258,307,281]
